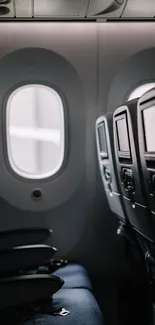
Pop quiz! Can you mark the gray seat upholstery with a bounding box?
[53,264,92,290]
[23,264,104,325]
[24,288,104,325]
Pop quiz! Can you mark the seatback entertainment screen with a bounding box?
[143,105,155,153]
[116,116,130,154]
[97,122,108,155]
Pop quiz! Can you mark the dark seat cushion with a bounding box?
[24,288,104,325]
[5,264,103,325]
[52,263,92,290]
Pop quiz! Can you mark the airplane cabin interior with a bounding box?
[0,1,155,325]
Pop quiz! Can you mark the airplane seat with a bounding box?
[0,227,65,311]
[112,100,155,275]
[137,88,155,272]
[96,114,137,247]
[23,288,104,325]
[113,100,155,242]
[52,263,92,290]
[1,287,104,325]
[96,114,127,224]
[0,228,104,325]
[138,88,155,235]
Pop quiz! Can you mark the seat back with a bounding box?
[96,114,126,222]
[138,88,155,217]
[0,228,63,311]
[113,99,155,241]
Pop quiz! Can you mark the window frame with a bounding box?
[5,83,66,180]
[127,81,155,101]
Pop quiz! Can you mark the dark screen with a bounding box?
[116,117,130,153]
[98,122,108,154]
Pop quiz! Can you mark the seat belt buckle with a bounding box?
[53,307,71,317]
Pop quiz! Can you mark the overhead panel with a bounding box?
[15,0,32,17]
[0,0,15,17]
[34,0,89,17]
[0,0,155,19]
[87,0,127,18]
[122,0,155,18]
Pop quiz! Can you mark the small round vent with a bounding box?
[32,189,43,201]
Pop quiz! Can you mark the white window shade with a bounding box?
[128,83,155,101]
[6,84,65,179]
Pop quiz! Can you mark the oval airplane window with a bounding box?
[128,83,155,101]
[6,84,65,179]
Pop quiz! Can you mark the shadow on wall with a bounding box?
[107,47,155,112]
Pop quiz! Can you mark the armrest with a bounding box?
[0,228,52,250]
[0,274,64,310]
[0,244,57,274]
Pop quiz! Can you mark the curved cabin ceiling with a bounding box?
[0,0,154,19]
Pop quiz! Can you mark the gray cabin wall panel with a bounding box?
[0,22,98,209]
[0,22,116,277]
[15,0,33,17]
[98,23,155,115]
[34,0,89,17]
[122,0,155,18]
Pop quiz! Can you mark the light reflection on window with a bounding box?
[6,84,65,179]
[128,83,155,101]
